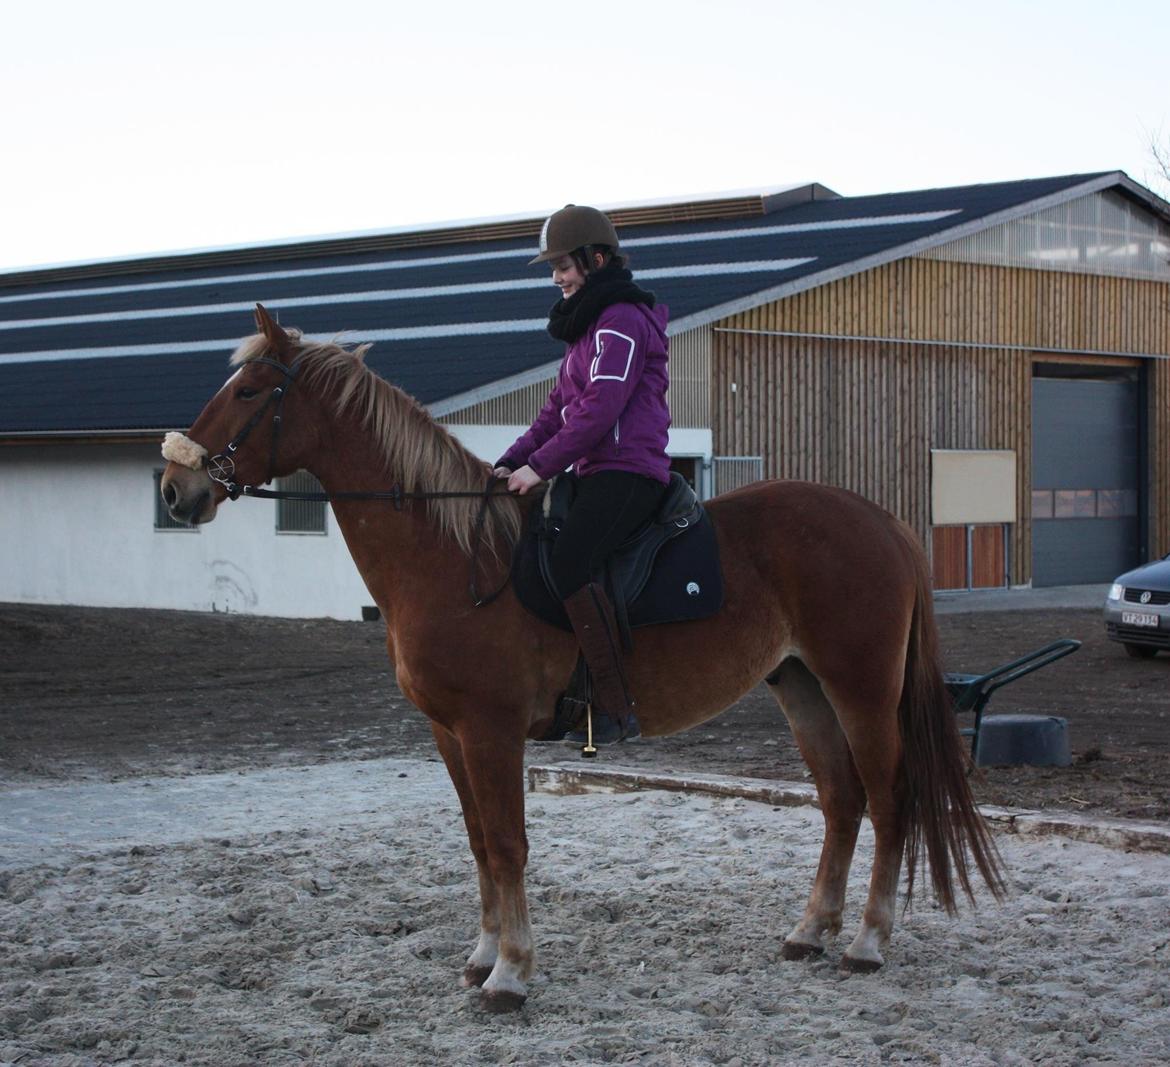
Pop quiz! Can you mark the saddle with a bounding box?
[513,472,724,743]
[513,471,724,642]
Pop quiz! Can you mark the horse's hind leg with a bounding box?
[430,723,500,988]
[767,659,867,961]
[817,669,908,973]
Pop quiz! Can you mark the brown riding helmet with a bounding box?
[529,204,620,265]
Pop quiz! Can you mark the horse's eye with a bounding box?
[236,387,259,400]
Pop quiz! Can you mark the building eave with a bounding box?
[0,429,169,444]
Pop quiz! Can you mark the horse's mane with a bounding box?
[231,331,522,558]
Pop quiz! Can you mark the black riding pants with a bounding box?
[549,470,668,599]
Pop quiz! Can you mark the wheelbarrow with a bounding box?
[944,638,1082,757]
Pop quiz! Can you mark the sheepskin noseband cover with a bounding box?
[161,432,208,471]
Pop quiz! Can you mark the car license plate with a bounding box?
[1122,611,1159,628]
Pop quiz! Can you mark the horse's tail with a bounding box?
[897,527,1006,913]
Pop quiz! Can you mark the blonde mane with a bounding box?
[231,331,522,558]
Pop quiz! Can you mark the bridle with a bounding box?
[198,354,514,607]
[206,356,300,499]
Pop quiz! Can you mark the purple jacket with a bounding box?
[499,302,672,484]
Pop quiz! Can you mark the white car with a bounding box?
[1103,555,1170,658]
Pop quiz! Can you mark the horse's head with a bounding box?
[160,304,321,525]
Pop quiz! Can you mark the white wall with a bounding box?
[0,443,371,619]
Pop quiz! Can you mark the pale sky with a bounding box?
[3,0,1167,272]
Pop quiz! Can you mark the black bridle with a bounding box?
[201,355,514,607]
[206,356,300,496]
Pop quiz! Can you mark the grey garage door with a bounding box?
[1032,372,1141,586]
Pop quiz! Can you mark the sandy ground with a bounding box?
[2,600,1169,1064]
[2,757,1169,1066]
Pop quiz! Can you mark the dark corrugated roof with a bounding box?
[0,173,1124,434]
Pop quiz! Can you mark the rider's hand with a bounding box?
[492,466,513,480]
[506,465,543,495]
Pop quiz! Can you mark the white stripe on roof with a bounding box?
[0,260,814,332]
[641,259,813,277]
[0,210,956,305]
[0,248,533,305]
[626,210,961,247]
[0,320,550,365]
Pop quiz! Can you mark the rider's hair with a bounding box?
[569,244,629,276]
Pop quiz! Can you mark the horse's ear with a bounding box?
[253,304,290,355]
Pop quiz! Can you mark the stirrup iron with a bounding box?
[581,703,598,758]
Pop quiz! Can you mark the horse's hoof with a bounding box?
[840,954,883,974]
[476,989,527,1014]
[781,940,825,961]
[461,964,493,988]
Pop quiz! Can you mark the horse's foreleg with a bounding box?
[457,731,533,1012]
[430,723,500,988]
[768,660,867,960]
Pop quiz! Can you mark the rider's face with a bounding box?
[550,255,587,300]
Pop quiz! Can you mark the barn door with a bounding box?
[1031,366,1142,586]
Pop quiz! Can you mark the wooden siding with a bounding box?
[442,377,557,426]
[931,526,968,590]
[713,259,1170,585]
[722,258,1170,356]
[442,324,711,429]
[972,525,1007,588]
[665,323,711,428]
[713,332,1033,580]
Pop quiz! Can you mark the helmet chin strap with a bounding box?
[161,432,208,471]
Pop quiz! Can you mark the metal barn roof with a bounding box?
[0,171,1155,437]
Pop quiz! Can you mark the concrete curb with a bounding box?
[528,764,1170,855]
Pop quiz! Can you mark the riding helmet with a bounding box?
[529,204,620,265]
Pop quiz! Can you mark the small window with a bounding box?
[276,470,327,534]
[1031,489,1054,519]
[154,470,198,531]
[1053,490,1096,519]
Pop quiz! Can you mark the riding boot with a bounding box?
[562,582,640,743]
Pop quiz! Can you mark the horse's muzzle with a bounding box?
[160,466,219,525]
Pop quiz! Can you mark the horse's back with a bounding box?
[705,479,922,590]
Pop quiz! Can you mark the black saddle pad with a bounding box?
[513,507,724,632]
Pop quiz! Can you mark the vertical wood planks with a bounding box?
[712,259,1169,586]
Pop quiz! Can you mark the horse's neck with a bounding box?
[304,408,480,615]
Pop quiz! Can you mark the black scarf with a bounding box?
[546,264,656,344]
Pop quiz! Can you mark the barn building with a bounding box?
[2,172,1168,618]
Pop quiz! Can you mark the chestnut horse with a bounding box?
[160,306,1003,1012]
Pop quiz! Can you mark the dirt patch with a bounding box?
[2,602,1168,820]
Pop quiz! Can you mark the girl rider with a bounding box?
[494,204,671,743]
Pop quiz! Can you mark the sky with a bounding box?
[2,0,1168,272]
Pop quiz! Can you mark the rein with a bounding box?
[233,478,515,609]
[199,355,515,608]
